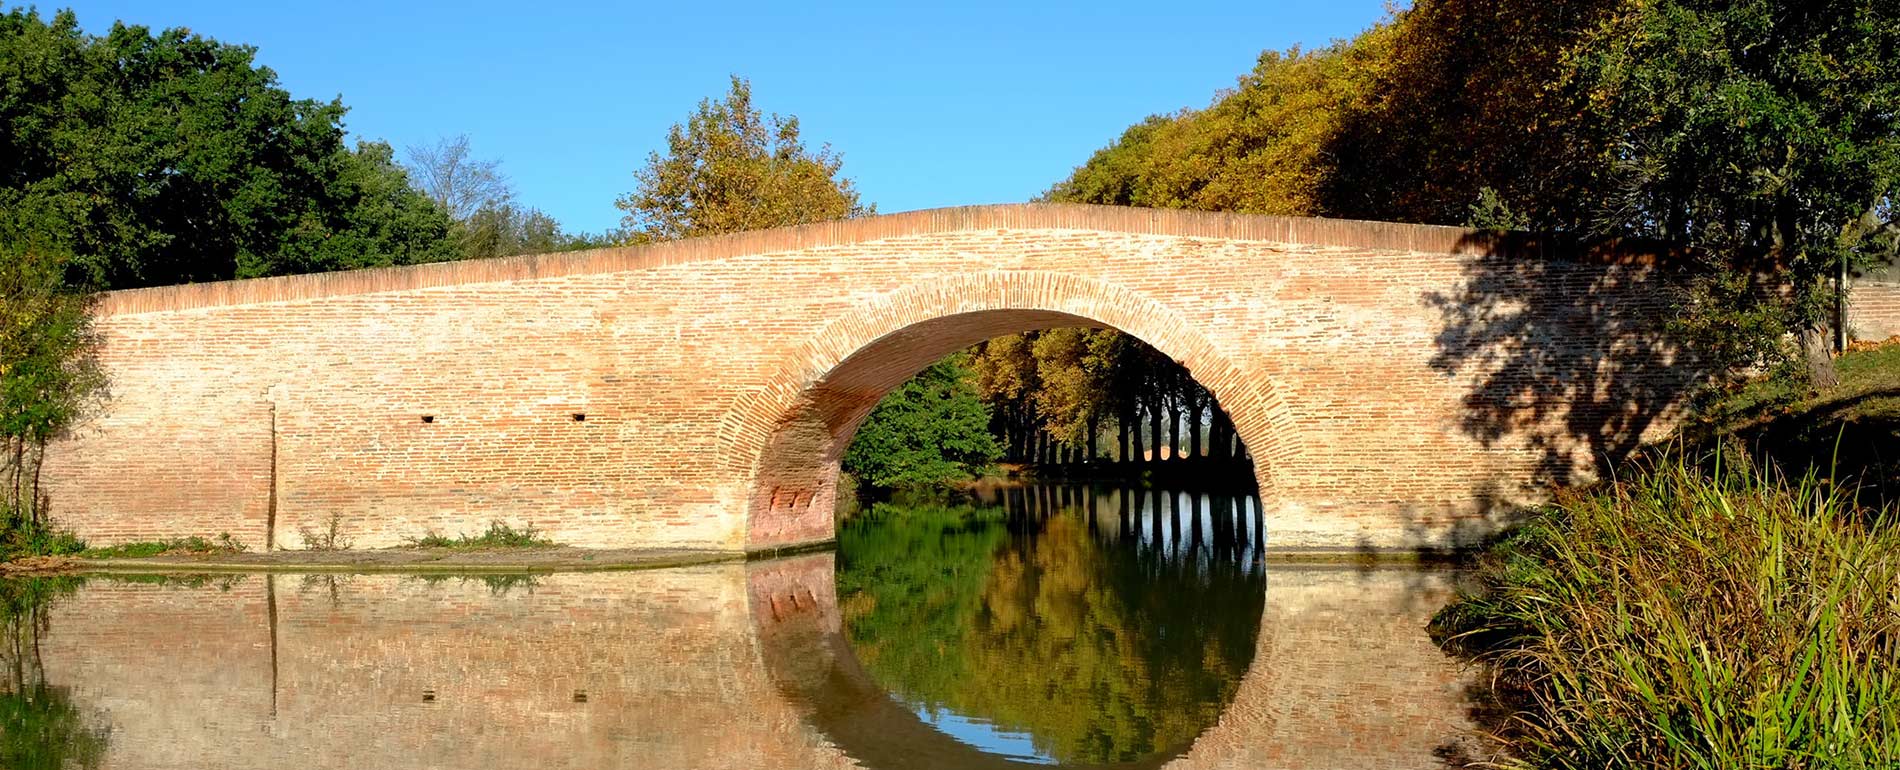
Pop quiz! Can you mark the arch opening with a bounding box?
[736,301,1283,549]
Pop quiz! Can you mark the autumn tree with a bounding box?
[615,76,871,242]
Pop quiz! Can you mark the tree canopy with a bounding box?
[1048,0,1900,389]
[842,357,1001,488]
[0,8,460,289]
[615,76,871,242]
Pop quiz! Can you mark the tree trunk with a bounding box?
[1086,413,1100,463]
[1188,390,1204,459]
[1801,325,1841,390]
[1117,415,1129,464]
[28,441,45,527]
[1129,407,1145,466]
[1168,401,1183,464]
[1148,394,1163,464]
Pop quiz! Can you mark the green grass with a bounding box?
[0,518,85,562]
[1687,344,1900,503]
[402,521,553,550]
[1432,453,1900,769]
[78,534,246,559]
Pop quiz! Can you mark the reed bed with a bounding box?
[1433,453,1900,769]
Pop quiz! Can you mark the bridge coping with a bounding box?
[96,203,1673,317]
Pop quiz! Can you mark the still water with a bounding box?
[2,484,1480,769]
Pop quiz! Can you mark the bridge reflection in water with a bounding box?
[24,490,1479,769]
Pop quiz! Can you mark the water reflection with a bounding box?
[0,505,1481,769]
[836,485,1266,766]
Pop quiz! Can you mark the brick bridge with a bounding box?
[44,203,1798,553]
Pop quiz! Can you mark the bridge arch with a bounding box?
[718,270,1297,549]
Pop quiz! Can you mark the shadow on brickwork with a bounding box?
[1425,232,1703,491]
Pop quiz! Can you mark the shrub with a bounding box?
[404,521,552,549]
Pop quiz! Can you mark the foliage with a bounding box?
[615,76,870,242]
[965,329,1234,465]
[1050,0,1900,392]
[404,134,612,259]
[0,8,457,289]
[0,522,82,563]
[403,520,553,549]
[842,357,1000,488]
[836,490,1265,764]
[1432,452,1900,769]
[1046,40,1380,215]
[0,231,103,539]
[1561,0,1900,387]
[297,513,354,551]
[79,533,245,558]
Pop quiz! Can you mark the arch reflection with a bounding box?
[760,483,1267,769]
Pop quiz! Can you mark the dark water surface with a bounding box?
[1,484,1479,769]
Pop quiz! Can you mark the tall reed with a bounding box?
[1434,453,1900,769]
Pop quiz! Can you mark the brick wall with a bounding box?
[1850,277,1900,340]
[41,204,1692,551]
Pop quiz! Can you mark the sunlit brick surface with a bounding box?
[39,203,1846,551]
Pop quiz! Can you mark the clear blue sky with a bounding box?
[57,1,1391,235]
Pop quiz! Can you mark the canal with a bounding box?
[1,483,1481,769]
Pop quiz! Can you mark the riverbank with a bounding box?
[1431,341,1900,769]
[15,546,746,575]
[0,540,1464,576]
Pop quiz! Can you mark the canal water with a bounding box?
[0,484,1482,769]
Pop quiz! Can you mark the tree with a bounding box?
[1560,0,1900,387]
[615,76,871,242]
[404,135,610,260]
[0,9,457,289]
[1046,40,1379,216]
[842,357,1000,488]
[405,135,510,221]
[0,234,104,535]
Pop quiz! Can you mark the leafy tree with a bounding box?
[0,8,457,289]
[843,357,1000,488]
[1047,40,1380,216]
[0,232,103,536]
[1560,0,1900,387]
[615,76,871,242]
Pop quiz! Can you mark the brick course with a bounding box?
[39,203,1755,551]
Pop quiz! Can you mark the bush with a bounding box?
[1433,453,1900,768]
[404,521,552,549]
[0,515,84,562]
[79,534,245,559]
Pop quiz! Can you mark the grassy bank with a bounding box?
[1433,454,1899,769]
[1687,342,1900,505]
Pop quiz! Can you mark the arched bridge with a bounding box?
[45,204,1709,552]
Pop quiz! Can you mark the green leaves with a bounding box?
[0,8,457,289]
[843,357,1001,489]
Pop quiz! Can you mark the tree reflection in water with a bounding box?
[836,484,1266,765]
